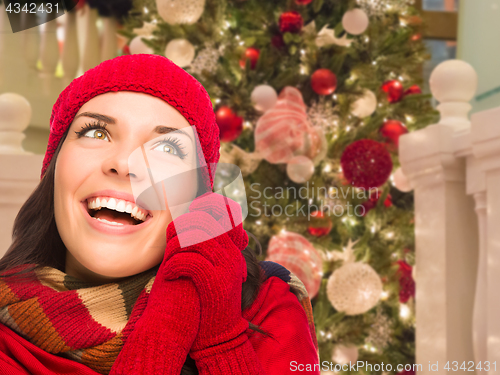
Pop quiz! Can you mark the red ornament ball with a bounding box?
[311,69,337,95]
[340,139,393,189]
[380,119,408,147]
[215,106,243,142]
[361,189,391,215]
[279,11,304,34]
[271,34,286,49]
[295,0,313,4]
[404,85,422,96]
[384,194,393,207]
[396,260,415,303]
[411,33,422,41]
[239,47,260,69]
[307,211,333,237]
[382,80,404,103]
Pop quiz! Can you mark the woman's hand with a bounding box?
[160,192,251,362]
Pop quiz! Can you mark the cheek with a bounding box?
[54,147,95,213]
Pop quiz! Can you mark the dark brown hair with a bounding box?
[0,126,273,374]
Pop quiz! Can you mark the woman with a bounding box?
[0,54,320,374]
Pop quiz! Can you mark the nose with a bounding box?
[101,144,149,182]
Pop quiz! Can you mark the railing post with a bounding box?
[470,105,500,373]
[62,9,80,86]
[399,59,479,375]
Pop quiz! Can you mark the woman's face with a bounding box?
[54,91,199,283]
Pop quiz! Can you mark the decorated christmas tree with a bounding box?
[118,0,439,372]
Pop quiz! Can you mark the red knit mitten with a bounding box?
[110,265,201,374]
[161,193,266,374]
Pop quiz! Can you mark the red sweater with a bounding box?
[0,276,320,375]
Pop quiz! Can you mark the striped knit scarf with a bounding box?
[0,261,319,374]
[0,263,160,374]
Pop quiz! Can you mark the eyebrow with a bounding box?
[74,111,194,142]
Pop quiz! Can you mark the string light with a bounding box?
[215,98,221,103]
[346,126,351,132]
[256,220,262,225]
[332,94,338,100]
[399,304,411,319]
[323,163,332,173]
[371,225,376,234]
[143,6,148,13]
[386,232,394,239]
[300,49,306,55]
[372,61,377,65]
[380,290,389,300]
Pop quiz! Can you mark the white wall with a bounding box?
[457,0,500,114]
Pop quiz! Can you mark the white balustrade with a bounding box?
[0,3,122,129]
[400,58,500,374]
[0,93,44,257]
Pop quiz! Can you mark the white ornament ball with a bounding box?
[332,344,359,365]
[393,167,412,192]
[351,89,377,118]
[251,85,278,113]
[326,262,382,315]
[429,59,478,103]
[287,156,315,183]
[156,0,206,25]
[165,38,195,68]
[129,36,154,55]
[342,9,369,35]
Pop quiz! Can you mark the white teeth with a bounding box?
[107,198,117,210]
[115,200,126,212]
[93,217,124,226]
[86,196,149,223]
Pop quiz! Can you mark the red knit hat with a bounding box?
[41,54,220,191]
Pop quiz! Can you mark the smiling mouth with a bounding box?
[85,200,150,226]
